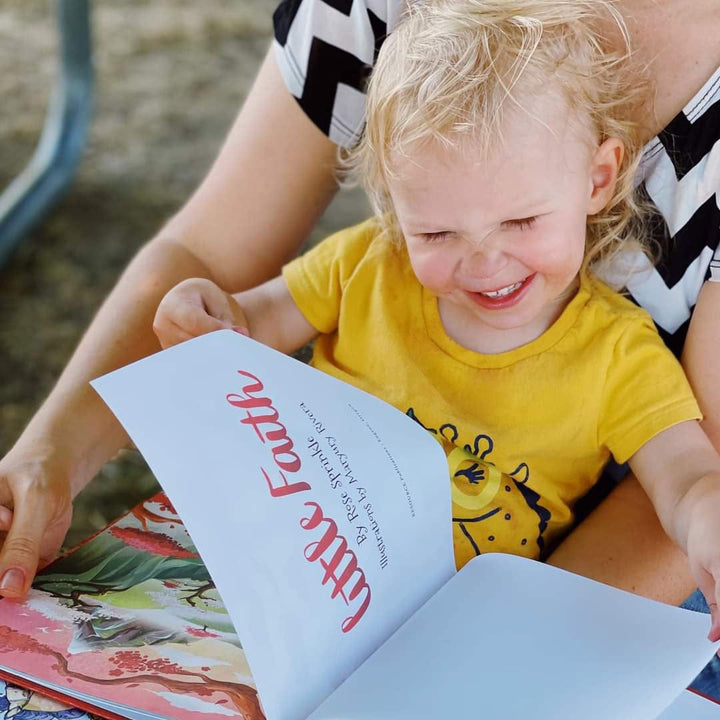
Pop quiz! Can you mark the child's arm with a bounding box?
[153,276,318,355]
[629,421,720,640]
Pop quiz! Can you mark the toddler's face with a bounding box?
[387,92,620,354]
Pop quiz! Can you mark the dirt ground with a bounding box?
[0,1,369,546]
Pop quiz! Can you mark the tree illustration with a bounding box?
[33,524,211,605]
[130,493,179,530]
[30,499,227,650]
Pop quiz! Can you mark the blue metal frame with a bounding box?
[0,0,93,268]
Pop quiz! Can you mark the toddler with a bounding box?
[153,0,720,638]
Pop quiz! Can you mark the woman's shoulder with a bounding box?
[273,0,720,148]
[621,3,720,354]
[623,0,720,139]
[638,62,720,182]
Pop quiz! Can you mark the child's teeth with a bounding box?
[481,280,523,298]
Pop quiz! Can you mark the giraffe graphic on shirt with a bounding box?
[406,408,551,566]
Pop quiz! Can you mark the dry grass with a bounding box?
[0,1,368,545]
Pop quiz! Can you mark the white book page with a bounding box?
[309,554,719,720]
[658,691,720,718]
[92,330,455,720]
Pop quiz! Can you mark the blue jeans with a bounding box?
[682,590,720,698]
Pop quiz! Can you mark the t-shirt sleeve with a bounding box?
[272,0,396,147]
[598,316,702,464]
[282,219,377,334]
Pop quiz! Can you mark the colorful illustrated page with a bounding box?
[0,494,263,720]
[0,678,99,720]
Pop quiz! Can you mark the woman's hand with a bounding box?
[681,479,720,642]
[153,278,250,348]
[629,421,720,643]
[0,444,74,598]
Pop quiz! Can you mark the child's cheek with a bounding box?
[533,235,585,282]
[408,251,454,294]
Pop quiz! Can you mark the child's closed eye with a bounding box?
[419,231,452,243]
[503,216,537,231]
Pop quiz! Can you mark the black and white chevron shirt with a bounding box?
[273,0,720,358]
[273,0,399,145]
[615,68,720,357]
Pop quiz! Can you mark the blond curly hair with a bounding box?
[342,0,652,272]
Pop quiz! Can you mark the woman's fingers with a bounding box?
[692,563,720,644]
[708,576,720,643]
[0,474,71,598]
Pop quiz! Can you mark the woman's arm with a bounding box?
[0,45,340,596]
[682,281,720,451]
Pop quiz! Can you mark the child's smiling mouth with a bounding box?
[466,274,536,309]
[480,280,525,298]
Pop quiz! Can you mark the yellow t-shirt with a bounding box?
[282,219,701,569]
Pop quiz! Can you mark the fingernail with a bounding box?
[0,567,26,595]
[232,326,250,337]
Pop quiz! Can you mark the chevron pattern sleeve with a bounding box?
[272,0,401,146]
[709,244,720,283]
[601,65,720,357]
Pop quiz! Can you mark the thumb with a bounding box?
[696,567,720,642]
[0,500,47,598]
[227,296,250,334]
[709,584,720,644]
[202,286,241,327]
[0,551,35,599]
[710,604,720,644]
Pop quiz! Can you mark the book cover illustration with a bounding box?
[0,493,264,720]
[0,679,99,720]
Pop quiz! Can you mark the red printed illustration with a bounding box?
[0,494,264,720]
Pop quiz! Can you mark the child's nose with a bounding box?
[463,239,508,278]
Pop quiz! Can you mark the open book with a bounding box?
[0,492,260,720]
[6,330,717,720]
[0,495,716,720]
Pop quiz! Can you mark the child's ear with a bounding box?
[587,137,624,215]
